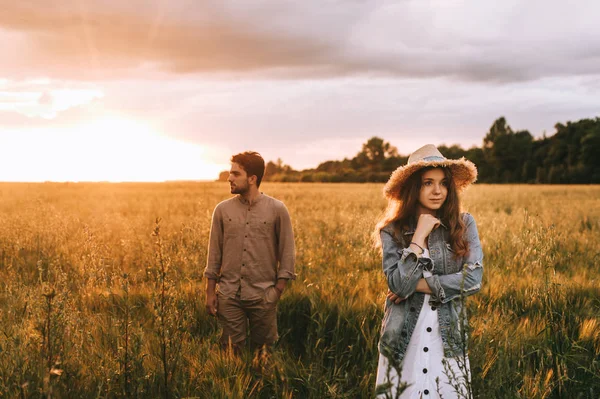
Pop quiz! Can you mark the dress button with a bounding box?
[424,389,429,395]
[401,332,407,337]
[246,222,249,225]
[426,327,432,332]
[423,347,429,352]
[245,235,247,238]
[423,368,428,374]
[243,248,246,251]
[242,263,245,267]
[431,306,437,311]
[410,307,415,312]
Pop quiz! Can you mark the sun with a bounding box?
[0,116,224,182]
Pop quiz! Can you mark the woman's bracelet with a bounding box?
[410,242,425,255]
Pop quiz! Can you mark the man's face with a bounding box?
[228,162,250,194]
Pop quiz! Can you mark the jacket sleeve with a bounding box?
[381,227,433,298]
[425,213,484,304]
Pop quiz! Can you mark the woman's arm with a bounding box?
[381,227,433,299]
[425,213,484,304]
[415,278,433,294]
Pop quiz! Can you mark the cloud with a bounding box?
[38,91,53,106]
[0,79,103,119]
[97,74,597,165]
[1,1,600,82]
[0,1,337,80]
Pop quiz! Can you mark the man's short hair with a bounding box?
[231,151,266,188]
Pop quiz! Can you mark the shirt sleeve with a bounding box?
[275,202,296,280]
[204,204,224,280]
[425,213,484,303]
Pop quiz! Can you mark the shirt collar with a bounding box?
[237,192,264,205]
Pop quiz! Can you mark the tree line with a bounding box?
[219,116,600,184]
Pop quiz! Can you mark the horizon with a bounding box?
[0,116,597,183]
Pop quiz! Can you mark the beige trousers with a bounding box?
[217,287,280,349]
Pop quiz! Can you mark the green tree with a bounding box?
[217,171,229,182]
[483,117,533,182]
[352,137,398,171]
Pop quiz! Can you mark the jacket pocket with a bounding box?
[379,302,407,350]
[447,300,469,350]
[444,242,463,273]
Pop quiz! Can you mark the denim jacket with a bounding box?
[378,212,483,362]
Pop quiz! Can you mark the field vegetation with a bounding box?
[0,182,598,398]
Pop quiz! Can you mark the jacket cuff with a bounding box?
[425,274,446,303]
[399,247,419,262]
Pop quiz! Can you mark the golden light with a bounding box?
[0,116,224,182]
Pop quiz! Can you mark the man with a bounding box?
[204,151,296,352]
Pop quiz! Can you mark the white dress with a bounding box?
[375,289,471,398]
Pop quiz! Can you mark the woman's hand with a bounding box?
[387,279,432,303]
[387,290,406,304]
[413,214,441,245]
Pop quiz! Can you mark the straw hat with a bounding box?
[383,144,477,200]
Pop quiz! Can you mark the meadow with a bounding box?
[0,182,598,398]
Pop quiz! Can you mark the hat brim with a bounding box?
[383,158,477,200]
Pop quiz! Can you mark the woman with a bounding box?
[374,144,483,398]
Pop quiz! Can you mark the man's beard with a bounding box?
[230,180,249,195]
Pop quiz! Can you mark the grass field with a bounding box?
[0,182,598,398]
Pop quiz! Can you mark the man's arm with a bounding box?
[206,278,218,316]
[276,202,296,292]
[204,205,223,315]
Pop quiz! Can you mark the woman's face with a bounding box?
[418,168,448,213]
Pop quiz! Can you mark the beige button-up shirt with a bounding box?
[204,193,296,300]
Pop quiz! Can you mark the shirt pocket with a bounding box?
[251,218,274,238]
[223,218,242,238]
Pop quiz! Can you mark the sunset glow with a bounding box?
[0,116,224,182]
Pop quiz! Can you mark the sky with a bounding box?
[1,0,599,181]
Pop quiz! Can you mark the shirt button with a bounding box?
[401,331,407,337]
[423,368,428,374]
[426,327,432,332]
[245,235,248,238]
[246,222,249,225]
[242,263,245,267]
[431,306,437,311]
[424,389,429,395]
[423,347,429,352]
[243,248,246,251]
[410,307,415,312]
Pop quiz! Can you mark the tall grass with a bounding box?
[0,182,598,398]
